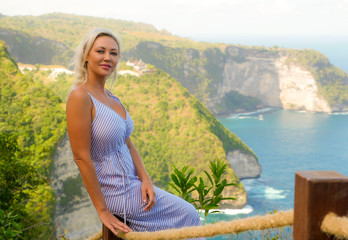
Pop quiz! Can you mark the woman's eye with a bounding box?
[111,52,118,56]
[97,50,104,53]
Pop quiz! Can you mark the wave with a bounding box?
[264,187,286,199]
[198,205,253,215]
[330,111,348,115]
[228,108,276,119]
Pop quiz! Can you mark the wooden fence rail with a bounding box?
[90,171,348,240]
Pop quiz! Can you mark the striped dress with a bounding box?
[87,91,203,234]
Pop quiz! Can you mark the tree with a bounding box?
[0,132,39,239]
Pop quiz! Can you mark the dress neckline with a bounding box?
[88,90,128,121]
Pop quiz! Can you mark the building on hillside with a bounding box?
[125,59,156,75]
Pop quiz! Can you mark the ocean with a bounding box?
[202,109,348,239]
[192,34,348,73]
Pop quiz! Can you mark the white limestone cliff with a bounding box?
[276,58,331,112]
[216,47,333,113]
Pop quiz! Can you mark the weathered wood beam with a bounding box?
[294,171,348,240]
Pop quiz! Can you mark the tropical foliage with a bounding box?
[111,69,255,187]
[169,159,238,224]
[0,41,66,238]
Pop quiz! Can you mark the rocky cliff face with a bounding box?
[218,46,332,113]
[276,57,331,112]
[125,43,343,115]
[0,27,73,66]
[51,135,101,240]
[227,150,261,179]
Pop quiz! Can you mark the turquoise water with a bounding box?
[203,109,348,239]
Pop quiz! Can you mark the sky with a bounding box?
[2,0,348,38]
[2,0,348,71]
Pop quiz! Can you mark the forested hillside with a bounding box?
[0,40,66,238]
[25,64,255,189]
[0,13,347,113]
[1,45,256,238]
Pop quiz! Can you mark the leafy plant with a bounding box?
[169,158,237,224]
[0,210,22,240]
[168,165,197,203]
[194,158,237,224]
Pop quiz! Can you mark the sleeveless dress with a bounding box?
[87,91,203,234]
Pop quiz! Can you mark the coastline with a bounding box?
[216,107,348,119]
[216,107,278,119]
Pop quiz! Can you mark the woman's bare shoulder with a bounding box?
[67,86,90,102]
[67,86,92,109]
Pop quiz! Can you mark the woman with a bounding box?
[66,28,202,236]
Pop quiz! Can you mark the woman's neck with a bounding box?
[85,77,107,93]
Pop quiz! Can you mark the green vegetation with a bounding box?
[0,41,66,238]
[285,49,348,105]
[169,159,237,224]
[10,58,254,237]
[112,69,255,187]
[0,28,73,66]
[21,65,74,101]
[1,13,347,113]
[0,13,225,52]
[21,60,254,192]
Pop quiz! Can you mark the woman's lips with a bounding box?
[100,64,111,70]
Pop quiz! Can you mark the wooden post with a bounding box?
[102,216,125,240]
[294,171,348,240]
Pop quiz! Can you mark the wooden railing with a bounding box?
[87,171,348,240]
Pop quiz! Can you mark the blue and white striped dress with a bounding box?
[87,91,203,233]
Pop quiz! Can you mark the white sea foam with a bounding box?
[330,111,348,115]
[228,108,276,119]
[264,187,286,199]
[198,205,253,215]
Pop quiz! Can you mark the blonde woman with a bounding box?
[66,28,202,237]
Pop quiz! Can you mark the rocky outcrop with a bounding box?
[221,47,282,108]
[0,27,73,66]
[125,43,346,115]
[217,46,332,113]
[51,135,101,240]
[227,149,261,179]
[276,58,331,112]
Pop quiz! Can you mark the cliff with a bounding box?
[0,27,73,66]
[1,13,347,114]
[51,135,101,240]
[124,43,348,115]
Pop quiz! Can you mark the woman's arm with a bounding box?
[66,88,131,234]
[126,137,156,212]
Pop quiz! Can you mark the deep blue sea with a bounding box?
[202,109,348,239]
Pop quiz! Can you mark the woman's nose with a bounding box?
[104,52,111,61]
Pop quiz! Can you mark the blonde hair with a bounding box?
[71,28,121,87]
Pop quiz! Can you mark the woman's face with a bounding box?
[85,35,119,81]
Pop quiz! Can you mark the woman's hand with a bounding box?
[141,179,156,212]
[99,209,132,235]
